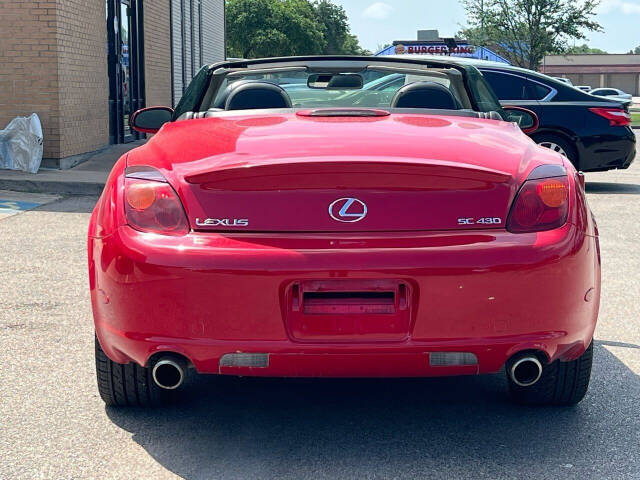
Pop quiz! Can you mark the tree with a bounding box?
[313,1,354,54]
[628,46,640,55]
[566,44,607,54]
[313,1,371,55]
[341,34,372,56]
[226,0,369,58]
[460,0,602,69]
[226,0,324,58]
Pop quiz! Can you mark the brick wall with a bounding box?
[0,1,61,158]
[144,1,172,107]
[55,0,109,159]
[0,0,108,160]
[0,1,219,162]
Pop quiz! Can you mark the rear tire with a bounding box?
[95,336,164,407]
[507,341,593,406]
[534,133,578,168]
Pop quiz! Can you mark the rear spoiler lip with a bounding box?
[183,157,513,186]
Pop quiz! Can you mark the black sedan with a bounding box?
[407,56,635,172]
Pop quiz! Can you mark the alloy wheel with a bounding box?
[538,141,568,157]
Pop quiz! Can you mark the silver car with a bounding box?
[590,88,633,105]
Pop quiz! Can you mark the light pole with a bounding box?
[480,0,486,59]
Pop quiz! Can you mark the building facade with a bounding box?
[0,0,225,168]
[542,54,640,95]
[170,0,225,104]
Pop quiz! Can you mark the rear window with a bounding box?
[481,70,552,101]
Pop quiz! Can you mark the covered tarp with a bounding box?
[0,114,44,174]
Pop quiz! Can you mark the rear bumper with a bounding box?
[90,224,600,377]
[94,333,593,378]
[619,139,636,169]
[578,127,636,171]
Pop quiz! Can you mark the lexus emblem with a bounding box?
[329,198,367,223]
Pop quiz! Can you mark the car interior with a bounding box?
[175,60,505,122]
[203,65,472,107]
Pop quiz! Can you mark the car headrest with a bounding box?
[213,80,246,109]
[391,82,460,110]
[225,81,292,110]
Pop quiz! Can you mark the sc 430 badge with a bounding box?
[458,217,503,226]
[196,218,249,227]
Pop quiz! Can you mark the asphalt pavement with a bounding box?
[1,154,639,479]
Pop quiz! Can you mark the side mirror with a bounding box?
[502,106,539,134]
[131,106,174,134]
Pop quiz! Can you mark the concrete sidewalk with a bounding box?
[0,141,144,196]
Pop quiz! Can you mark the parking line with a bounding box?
[0,192,60,220]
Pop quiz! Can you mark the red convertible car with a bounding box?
[89,56,600,407]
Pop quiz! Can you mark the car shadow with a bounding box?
[585,182,640,194]
[106,342,640,479]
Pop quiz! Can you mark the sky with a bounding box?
[333,0,640,54]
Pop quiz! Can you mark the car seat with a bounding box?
[224,81,292,110]
[391,82,461,110]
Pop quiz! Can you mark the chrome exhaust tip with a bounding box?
[509,356,543,387]
[152,357,186,390]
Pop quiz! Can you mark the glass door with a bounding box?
[120,1,133,141]
[107,0,145,144]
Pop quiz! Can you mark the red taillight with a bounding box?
[507,176,569,233]
[124,178,189,236]
[589,107,631,127]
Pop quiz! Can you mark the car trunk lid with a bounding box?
[128,112,557,233]
[181,156,514,232]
